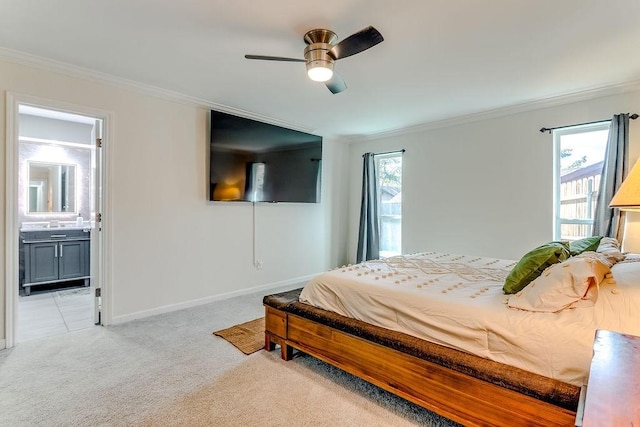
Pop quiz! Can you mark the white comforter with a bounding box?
[299,252,640,386]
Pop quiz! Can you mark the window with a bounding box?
[376,153,402,257]
[553,122,609,240]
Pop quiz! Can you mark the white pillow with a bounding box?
[507,253,611,313]
[597,237,625,264]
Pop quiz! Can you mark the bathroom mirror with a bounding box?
[27,161,77,213]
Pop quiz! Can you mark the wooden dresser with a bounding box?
[579,329,640,426]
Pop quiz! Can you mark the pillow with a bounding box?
[507,253,611,312]
[503,241,570,294]
[597,237,626,264]
[569,236,602,256]
[610,253,640,291]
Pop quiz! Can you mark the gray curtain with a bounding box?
[592,114,630,240]
[356,153,380,263]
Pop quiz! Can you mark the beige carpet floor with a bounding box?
[0,288,459,426]
[139,351,454,426]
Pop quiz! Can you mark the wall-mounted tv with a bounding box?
[209,110,322,203]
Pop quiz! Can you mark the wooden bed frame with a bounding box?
[264,289,579,427]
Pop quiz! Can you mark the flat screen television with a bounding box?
[209,110,322,203]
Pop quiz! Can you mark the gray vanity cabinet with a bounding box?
[27,242,59,283]
[58,240,89,280]
[21,229,90,296]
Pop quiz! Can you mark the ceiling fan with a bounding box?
[245,26,384,94]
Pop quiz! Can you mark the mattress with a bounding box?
[299,252,640,386]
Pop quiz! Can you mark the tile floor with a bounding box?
[18,286,95,342]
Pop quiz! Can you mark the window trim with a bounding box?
[374,152,402,257]
[552,121,610,240]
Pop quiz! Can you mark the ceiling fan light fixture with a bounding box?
[245,25,383,94]
[304,42,334,82]
[306,61,334,82]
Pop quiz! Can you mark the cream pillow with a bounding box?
[507,253,611,313]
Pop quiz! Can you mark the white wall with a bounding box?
[20,114,93,144]
[0,57,350,340]
[347,89,640,263]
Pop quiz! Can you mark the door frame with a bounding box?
[4,92,113,348]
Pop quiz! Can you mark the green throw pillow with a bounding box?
[503,241,570,294]
[569,236,603,256]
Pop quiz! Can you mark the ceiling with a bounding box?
[1,0,640,137]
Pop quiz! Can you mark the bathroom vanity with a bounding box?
[20,228,91,296]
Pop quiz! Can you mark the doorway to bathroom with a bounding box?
[5,95,107,346]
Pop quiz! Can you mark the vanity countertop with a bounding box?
[20,222,94,232]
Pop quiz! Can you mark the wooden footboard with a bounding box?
[264,302,577,427]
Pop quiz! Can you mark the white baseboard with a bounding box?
[109,275,314,325]
[0,339,6,350]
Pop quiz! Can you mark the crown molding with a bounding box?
[2,46,638,141]
[350,79,640,142]
[0,47,315,134]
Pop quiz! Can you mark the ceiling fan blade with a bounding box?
[329,26,383,60]
[244,54,305,62]
[325,72,347,94]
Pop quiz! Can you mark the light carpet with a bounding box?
[0,288,459,426]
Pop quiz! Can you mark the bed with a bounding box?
[263,240,640,426]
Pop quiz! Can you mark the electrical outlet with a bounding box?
[255,260,263,270]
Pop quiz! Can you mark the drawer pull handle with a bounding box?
[54,245,58,258]
[50,234,67,238]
